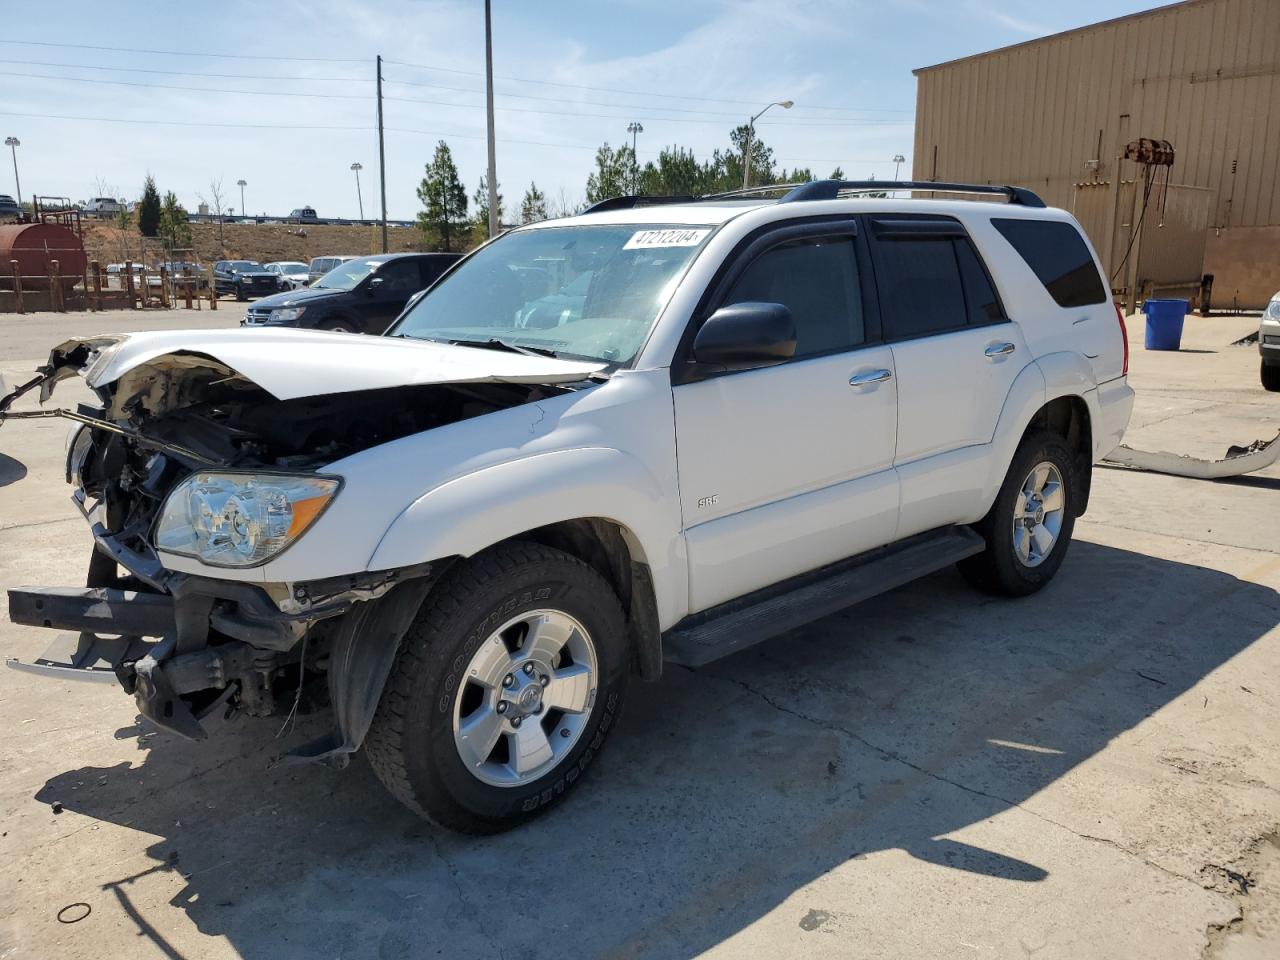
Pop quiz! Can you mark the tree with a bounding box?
[519,182,548,224]
[137,175,161,238]
[92,175,119,202]
[637,146,714,197]
[198,178,228,248]
[829,166,845,180]
[729,124,776,189]
[584,143,637,205]
[472,174,504,241]
[159,191,192,251]
[416,141,469,252]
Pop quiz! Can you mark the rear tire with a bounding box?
[959,430,1077,597]
[1262,360,1280,392]
[366,542,629,833]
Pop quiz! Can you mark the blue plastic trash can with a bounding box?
[1143,298,1188,351]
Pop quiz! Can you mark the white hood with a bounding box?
[57,328,606,402]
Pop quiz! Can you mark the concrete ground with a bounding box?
[1,307,1277,960]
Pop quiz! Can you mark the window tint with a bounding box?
[874,237,966,339]
[955,239,1004,324]
[722,236,863,357]
[992,218,1107,308]
[375,259,422,293]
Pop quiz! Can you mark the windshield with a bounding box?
[390,223,712,364]
[313,256,385,290]
[278,261,307,272]
[229,261,263,271]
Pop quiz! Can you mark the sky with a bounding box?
[1,0,1174,221]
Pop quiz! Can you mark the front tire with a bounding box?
[1262,359,1280,392]
[366,542,629,833]
[959,430,1077,597]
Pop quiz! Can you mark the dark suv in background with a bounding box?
[213,260,279,300]
[241,252,461,333]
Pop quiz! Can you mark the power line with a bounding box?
[384,58,913,114]
[0,110,371,131]
[0,38,364,62]
[0,57,371,83]
[0,69,371,99]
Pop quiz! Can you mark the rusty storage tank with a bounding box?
[0,223,87,290]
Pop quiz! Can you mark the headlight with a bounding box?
[154,472,340,567]
[1266,297,1280,321]
[270,306,307,322]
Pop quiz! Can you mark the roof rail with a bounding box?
[580,194,697,214]
[780,180,1046,208]
[700,182,806,200]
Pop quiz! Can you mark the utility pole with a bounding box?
[236,179,246,218]
[627,122,643,193]
[484,0,499,239]
[4,137,20,210]
[376,54,388,252]
[351,162,364,220]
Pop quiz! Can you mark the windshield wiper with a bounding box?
[446,337,559,358]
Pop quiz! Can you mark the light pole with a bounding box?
[893,154,905,180]
[4,137,21,211]
[483,0,499,239]
[742,101,793,189]
[350,162,364,220]
[236,179,246,218]
[627,122,643,193]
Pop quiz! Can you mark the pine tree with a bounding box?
[519,182,548,223]
[584,143,637,204]
[416,141,468,252]
[137,175,162,238]
[159,191,192,250]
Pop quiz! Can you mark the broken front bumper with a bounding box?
[6,583,305,740]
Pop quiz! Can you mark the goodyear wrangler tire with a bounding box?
[365,541,629,833]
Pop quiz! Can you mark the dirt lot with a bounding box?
[0,308,1277,959]
[80,221,429,268]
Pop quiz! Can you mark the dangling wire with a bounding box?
[275,633,309,739]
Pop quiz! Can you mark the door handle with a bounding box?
[984,342,1016,359]
[849,368,893,387]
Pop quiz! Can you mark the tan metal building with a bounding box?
[912,0,1280,308]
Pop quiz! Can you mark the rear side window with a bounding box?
[722,236,864,357]
[992,218,1107,308]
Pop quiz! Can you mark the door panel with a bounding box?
[675,346,899,611]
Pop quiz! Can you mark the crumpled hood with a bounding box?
[34,328,606,412]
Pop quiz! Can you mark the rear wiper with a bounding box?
[447,337,559,359]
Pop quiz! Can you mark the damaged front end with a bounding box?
[2,332,597,761]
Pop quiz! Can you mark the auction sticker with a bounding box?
[623,228,711,250]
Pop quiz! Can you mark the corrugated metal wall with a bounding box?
[912,0,1280,229]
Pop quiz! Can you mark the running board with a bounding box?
[663,526,986,668]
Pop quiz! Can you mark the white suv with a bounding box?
[3,180,1133,833]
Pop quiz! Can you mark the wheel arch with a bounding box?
[1020,394,1093,516]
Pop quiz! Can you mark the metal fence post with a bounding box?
[208,265,217,310]
[125,260,136,308]
[90,259,102,311]
[50,259,61,311]
[10,260,22,314]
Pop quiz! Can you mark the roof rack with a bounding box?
[780,179,1045,207]
[580,194,696,214]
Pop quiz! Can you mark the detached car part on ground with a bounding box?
[1,182,1136,833]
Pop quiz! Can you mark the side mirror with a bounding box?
[367,276,385,295]
[692,301,796,369]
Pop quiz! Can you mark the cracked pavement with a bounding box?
[1,309,1278,959]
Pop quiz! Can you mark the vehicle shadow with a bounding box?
[0,453,27,487]
[35,540,1280,960]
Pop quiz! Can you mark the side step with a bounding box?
[663,526,985,668]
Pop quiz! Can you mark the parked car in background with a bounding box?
[84,197,124,217]
[289,207,319,222]
[0,194,19,219]
[158,261,208,290]
[264,261,310,290]
[308,255,359,285]
[213,260,278,301]
[243,252,460,333]
[1261,289,1280,391]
